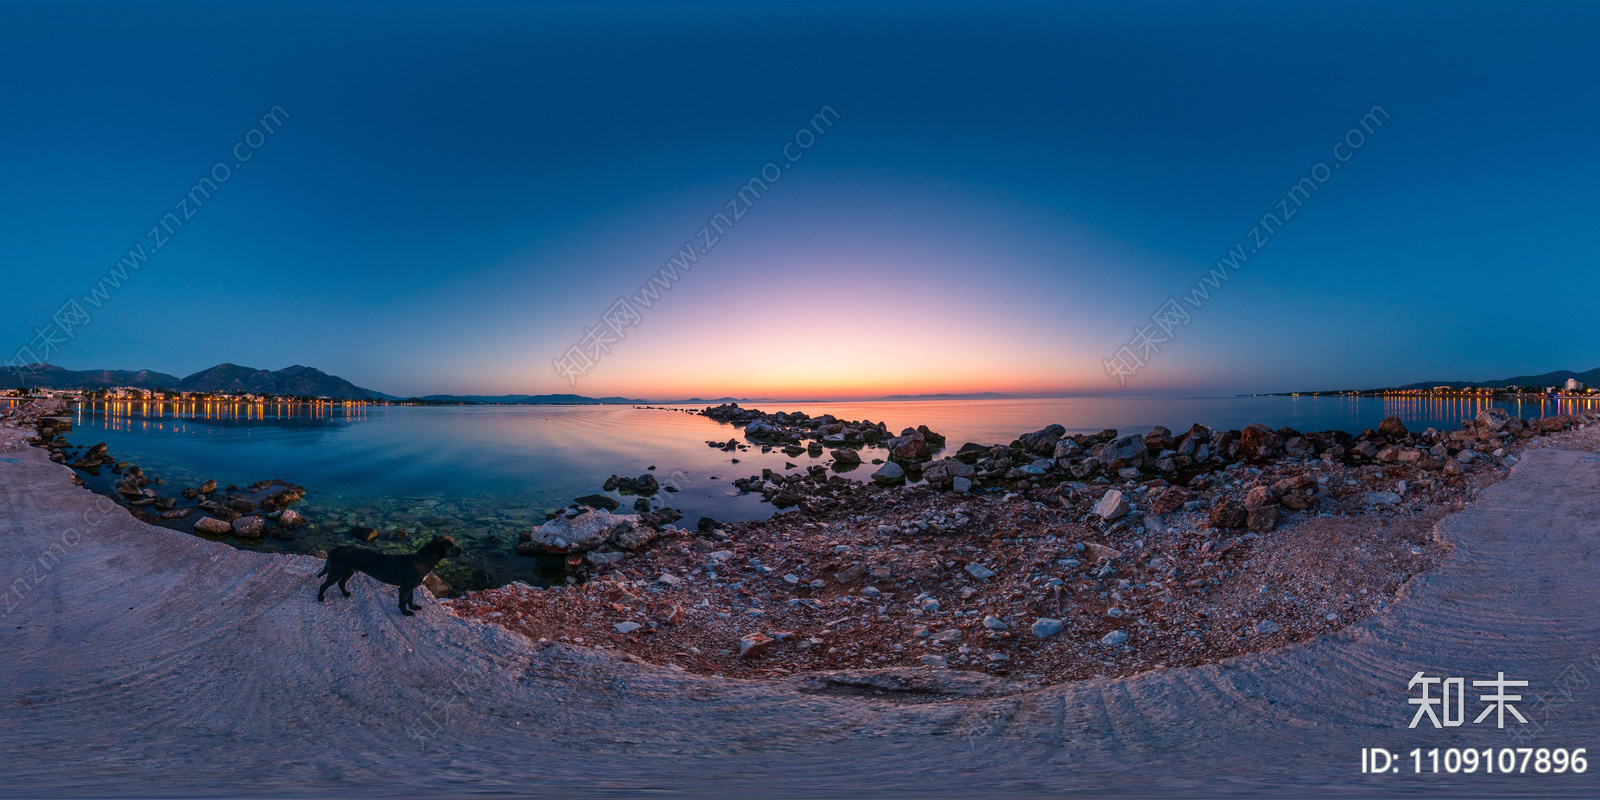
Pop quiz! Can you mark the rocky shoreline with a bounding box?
[7,400,311,536]
[12,395,1595,685]
[450,402,1596,683]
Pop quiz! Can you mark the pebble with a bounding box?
[1101,629,1128,645]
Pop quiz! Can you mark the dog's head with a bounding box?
[425,535,463,559]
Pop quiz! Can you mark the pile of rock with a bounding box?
[701,404,944,459]
[717,409,1595,508]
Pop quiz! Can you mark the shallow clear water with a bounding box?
[36,393,1596,589]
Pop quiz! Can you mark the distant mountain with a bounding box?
[1391,367,1600,391]
[176,363,390,399]
[1,362,390,400]
[0,365,181,391]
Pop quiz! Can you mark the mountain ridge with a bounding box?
[0,363,392,400]
[1387,366,1600,391]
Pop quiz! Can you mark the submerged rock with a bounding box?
[193,517,232,535]
[574,494,620,512]
[231,515,265,538]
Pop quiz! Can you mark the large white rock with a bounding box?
[1093,489,1130,520]
[529,510,643,551]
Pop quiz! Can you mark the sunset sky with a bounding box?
[2,1,1597,399]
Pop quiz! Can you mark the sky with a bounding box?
[1,1,1596,400]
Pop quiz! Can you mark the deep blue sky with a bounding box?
[1,1,1596,398]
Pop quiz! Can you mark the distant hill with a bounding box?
[1391,366,1600,390]
[1,362,391,400]
[0,365,181,391]
[177,364,391,399]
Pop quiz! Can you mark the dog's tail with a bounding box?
[316,562,328,578]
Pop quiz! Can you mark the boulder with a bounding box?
[1243,486,1276,508]
[1092,490,1129,520]
[920,459,951,485]
[231,515,265,538]
[529,510,644,552]
[1378,415,1409,439]
[1239,424,1282,459]
[1096,434,1146,462]
[954,442,990,463]
[1209,498,1247,529]
[1477,408,1512,433]
[831,448,861,466]
[277,508,308,529]
[611,524,658,550]
[1279,491,1316,511]
[574,493,620,511]
[871,462,905,485]
[1018,424,1066,455]
[1143,426,1174,451]
[1052,439,1083,461]
[1246,505,1278,532]
[743,420,783,439]
[193,517,232,535]
[890,438,930,462]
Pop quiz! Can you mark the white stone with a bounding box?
[1093,490,1130,520]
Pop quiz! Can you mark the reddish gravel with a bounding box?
[444,443,1540,683]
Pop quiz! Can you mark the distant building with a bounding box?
[1566,378,1585,392]
[1547,386,1560,395]
[1432,386,1453,393]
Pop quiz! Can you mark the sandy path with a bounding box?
[3,419,1598,797]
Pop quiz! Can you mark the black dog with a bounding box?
[316,535,462,616]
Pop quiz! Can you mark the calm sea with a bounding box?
[16,393,1591,589]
